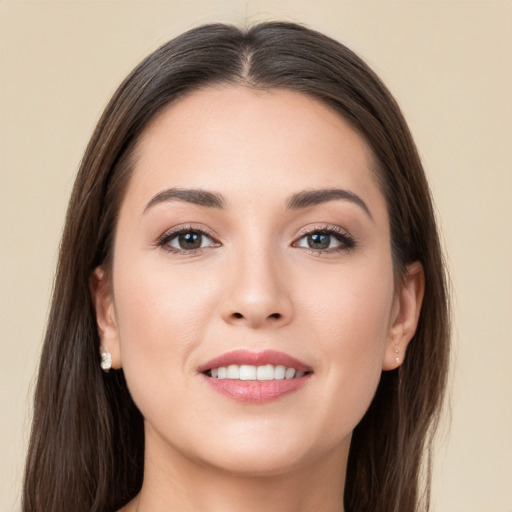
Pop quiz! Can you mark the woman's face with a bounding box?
[93,86,420,477]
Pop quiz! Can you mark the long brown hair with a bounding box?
[23,22,450,512]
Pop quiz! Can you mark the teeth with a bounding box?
[210,364,306,380]
[227,364,239,379]
[285,367,296,379]
[274,365,286,379]
[239,365,256,380]
[256,364,274,381]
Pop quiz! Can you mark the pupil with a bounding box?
[308,233,330,249]
[179,232,201,249]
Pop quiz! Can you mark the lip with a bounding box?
[198,349,312,373]
[198,350,313,404]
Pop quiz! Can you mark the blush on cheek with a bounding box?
[113,265,216,380]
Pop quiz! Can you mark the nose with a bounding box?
[221,246,293,329]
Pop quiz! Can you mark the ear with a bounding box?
[382,261,425,371]
[89,266,122,369]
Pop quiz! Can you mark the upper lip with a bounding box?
[198,349,312,373]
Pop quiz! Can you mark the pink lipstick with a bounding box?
[198,350,313,404]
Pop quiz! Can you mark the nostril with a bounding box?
[229,311,283,322]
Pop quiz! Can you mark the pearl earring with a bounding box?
[100,348,112,372]
[394,347,400,365]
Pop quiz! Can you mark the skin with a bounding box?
[91,86,424,512]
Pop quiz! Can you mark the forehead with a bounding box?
[126,86,385,215]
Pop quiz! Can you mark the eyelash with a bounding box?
[293,225,356,254]
[156,224,356,255]
[156,225,220,255]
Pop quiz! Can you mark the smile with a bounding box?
[208,364,306,380]
[199,350,313,403]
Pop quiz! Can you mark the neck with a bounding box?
[129,425,348,512]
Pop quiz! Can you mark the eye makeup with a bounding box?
[292,224,356,255]
[155,224,221,255]
[154,221,356,257]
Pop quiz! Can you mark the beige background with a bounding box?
[1,1,511,511]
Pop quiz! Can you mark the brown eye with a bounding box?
[294,228,355,253]
[160,229,218,252]
[176,232,203,250]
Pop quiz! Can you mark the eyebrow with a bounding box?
[286,188,373,219]
[144,188,225,212]
[144,186,372,219]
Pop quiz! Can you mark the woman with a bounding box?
[22,22,450,512]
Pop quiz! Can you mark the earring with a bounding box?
[100,347,112,372]
[394,346,400,365]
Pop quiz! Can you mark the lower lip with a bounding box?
[201,374,310,404]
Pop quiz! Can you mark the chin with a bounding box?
[198,446,311,478]
[189,425,349,478]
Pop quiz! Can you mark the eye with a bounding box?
[293,227,355,253]
[157,227,219,254]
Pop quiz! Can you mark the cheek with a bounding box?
[299,262,394,431]
[301,259,394,353]
[111,258,221,405]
